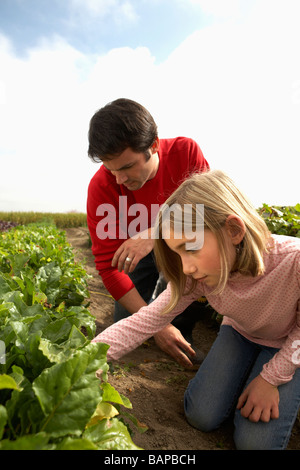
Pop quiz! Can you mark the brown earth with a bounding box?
[66,227,300,451]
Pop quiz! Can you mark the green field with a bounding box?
[0,211,87,229]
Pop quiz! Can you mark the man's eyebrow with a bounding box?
[104,162,134,171]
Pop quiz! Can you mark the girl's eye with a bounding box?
[185,248,199,254]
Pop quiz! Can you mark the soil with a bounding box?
[66,227,300,451]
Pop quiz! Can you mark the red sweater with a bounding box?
[87,137,209,300]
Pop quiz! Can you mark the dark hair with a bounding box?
[88,98,158,162]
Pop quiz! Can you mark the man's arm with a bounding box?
[117,286,147,314]
[111,229,155,274]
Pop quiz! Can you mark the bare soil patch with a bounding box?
[66,227,300,451]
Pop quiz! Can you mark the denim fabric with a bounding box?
[184,325,300,450]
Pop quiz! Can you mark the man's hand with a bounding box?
[154,324,196,369]
[112,231,154,274]
[237,375,280,422]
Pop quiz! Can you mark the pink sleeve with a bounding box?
[91,283,201,360]
[261,256,300,386]
[260,306,300,386]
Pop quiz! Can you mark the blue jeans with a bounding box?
[184,325,300,450]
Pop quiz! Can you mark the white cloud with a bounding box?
[0,35,157,213]
[181,0,242,18]
[151,3,300,206]
[1,0,300,213]
[0,35,96,212]
[69,0,138,23]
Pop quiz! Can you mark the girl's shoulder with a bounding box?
[269,234,300,255]
[266,235,300,275]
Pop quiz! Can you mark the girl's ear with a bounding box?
[225,215,246,245]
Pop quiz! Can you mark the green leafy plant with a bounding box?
[0,224,141,450]
[258,204,300,238]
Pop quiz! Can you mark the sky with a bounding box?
[0,0,299,213]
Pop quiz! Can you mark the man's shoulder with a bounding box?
[88,165,118,195]
[159,137,200,160]
[159,136,205,169]
[159,136,197,152]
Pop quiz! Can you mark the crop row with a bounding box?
[1,204,300,234]
[0,212,87,228]
[0,223,140,450]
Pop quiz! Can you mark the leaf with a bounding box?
[0,374,22,391]
[0,274,12,297]
[86,402,119,428]
[102,382,132,409]
[61,306,96,339]
[4,373,44,438]
[121,410,149,434]
[56,436,98,450]
[38,326,87,364]
[0,432,50,450]
[0,405,7,440]
[32,343,108,438]
[42,318,73,343]
[9,253,30,276]
[83,418,142,450]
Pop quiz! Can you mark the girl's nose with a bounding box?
[181,256,197,276]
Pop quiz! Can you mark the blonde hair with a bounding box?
[154,170,271,314]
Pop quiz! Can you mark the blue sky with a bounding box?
[0,0,299,212]
[0,0,211,62]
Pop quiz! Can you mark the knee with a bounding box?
[184,390,221,433]
[233,417,280,450]
[234,430,265,450]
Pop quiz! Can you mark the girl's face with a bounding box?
[165,228,236,287]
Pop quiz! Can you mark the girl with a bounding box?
[92,170,300,450]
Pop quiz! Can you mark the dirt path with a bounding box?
[65,227,300,451]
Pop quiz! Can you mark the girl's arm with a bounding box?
[260,308,300,387]
[261,253,300,387]
[92,282,201,362]
[238,254,300,422]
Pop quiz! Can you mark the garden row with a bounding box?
[1,204,300,235]
[0,211,87,228]
[0,223,141,450]
[0,204,299,449]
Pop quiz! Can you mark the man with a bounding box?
[87,98,210,367]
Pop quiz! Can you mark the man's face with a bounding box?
[102,140,159,191]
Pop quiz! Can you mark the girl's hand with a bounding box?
[237,375,280,422]
[154,324,196,369]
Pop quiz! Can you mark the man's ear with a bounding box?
[151,137,160,154]
[225,215,246,245]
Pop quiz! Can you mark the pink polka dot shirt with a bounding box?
[92,235,300,387]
